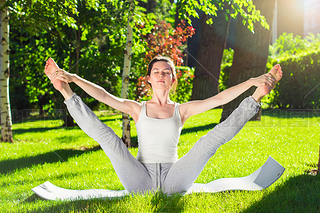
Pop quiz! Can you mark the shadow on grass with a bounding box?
[24,191,185,213]
[262,108,320,119]
[181,123,218,135]
[0,146,101,175]
[13,126,66,135]
[244,174,320,212]
[99,117,120,123]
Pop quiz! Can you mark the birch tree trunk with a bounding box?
[121,1,134,148]
[0,2,13,143]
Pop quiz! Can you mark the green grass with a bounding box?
[1,108,320,212]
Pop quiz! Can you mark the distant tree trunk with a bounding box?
[174,1,182,28]
[121,1,134,148]
[191,6,231,100]
[63,108,75,127]
[220,0,276,122]
[74,21,81,75]
[143,0,156,13]
[63,49,77,127]
[63,22,81,127]
[0,2,13,143]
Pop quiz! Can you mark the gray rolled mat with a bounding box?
[32,156,285,201]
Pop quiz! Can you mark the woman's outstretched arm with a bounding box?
[179,64,282,124]
[46,58,141,121]
[71,75,140,116]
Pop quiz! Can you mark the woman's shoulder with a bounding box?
[178,100,200,124]
[122,99,143,123]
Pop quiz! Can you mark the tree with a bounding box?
[191,4,231,100]
[9,0,87,126]
[9,0,128,125]
[8,0,271,144]
[180,0,269,101]
[0,0,13,142]
[220,0,276,122]
[9,0,152,145]
[121,1,134,148]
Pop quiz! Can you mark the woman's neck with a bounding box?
[150,89,172,105]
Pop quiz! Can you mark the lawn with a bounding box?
[1,108,320,212]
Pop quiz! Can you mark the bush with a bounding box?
[268,49,320,109]
[219,48,233,92]
[134,66,195,103]
[269,33,320,60]
[217,34,320,109]
[133,20,195,103]
[264,33,320,109]
[170,66,195,103]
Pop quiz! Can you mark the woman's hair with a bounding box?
[147,55,177,91]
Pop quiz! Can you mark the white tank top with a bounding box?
[136,101,183,163]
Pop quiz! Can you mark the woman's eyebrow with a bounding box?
[152,67,171,71]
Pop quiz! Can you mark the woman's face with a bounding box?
[147,61,175,90]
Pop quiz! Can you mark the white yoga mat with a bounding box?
[185,156,285,194]
[32,156,285,201]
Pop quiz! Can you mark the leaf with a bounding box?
[206,18,213,25]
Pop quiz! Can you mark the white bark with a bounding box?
[0,1,13,143]
[121,1,134,147]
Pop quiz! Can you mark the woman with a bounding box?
[45,55,282,194]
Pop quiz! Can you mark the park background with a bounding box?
[1,0,320,212]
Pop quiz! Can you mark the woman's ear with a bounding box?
[171,77,176,85]
[147,75,151,84]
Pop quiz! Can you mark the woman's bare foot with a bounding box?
[44,58,64,91]
[269,64,283,83]
[44,58,74,100]
[252,64,283,102]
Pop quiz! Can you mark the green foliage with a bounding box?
[219,48,234,91]
[9,0,135,113]
[9,0,79,32]
[9,0,272,118]
[133,20,195,103]
[269,33,320,60]
[171,66,195,103]
[268,49,320,109]
[9,0,161,115]
[177,0,269,33]
[265,33,320,109]
[219,34,320,109]
[10,34,59,112]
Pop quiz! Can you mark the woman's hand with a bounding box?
[251,73,275,89]
[50,69,75,84]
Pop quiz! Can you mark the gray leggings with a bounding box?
[65,94,260,194]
